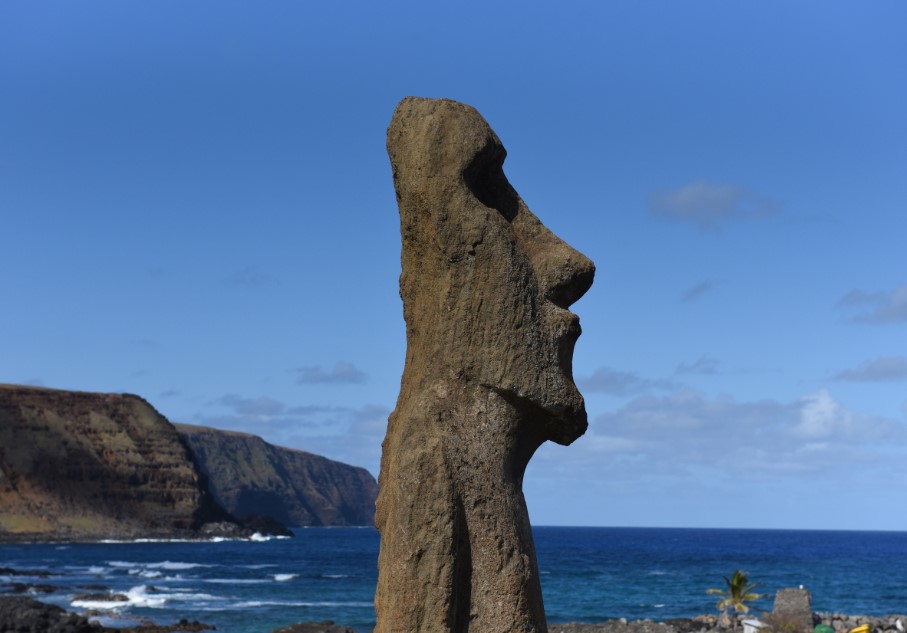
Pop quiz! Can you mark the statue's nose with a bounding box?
[512,208,595,309]
[542,246,595,309]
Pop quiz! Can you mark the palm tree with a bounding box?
[707,570,767,631]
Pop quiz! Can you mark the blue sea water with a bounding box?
[2,527,906,632]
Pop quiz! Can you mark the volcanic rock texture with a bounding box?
[375,98,594,633]
[177,423,378,526]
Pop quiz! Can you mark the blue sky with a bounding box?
[2,1,905,530]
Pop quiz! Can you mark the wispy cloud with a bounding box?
[159,389,181,398]
[675,355,721,376]
[214,394,287,416]
[838,284,907,324]
[834,356,907,382]
[294,362,367,384]
[650,180,780,231]
[680,280,716,302]
[229,266,275,288]
[578,367,676,396]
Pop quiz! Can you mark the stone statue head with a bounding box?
[387,97,595,445]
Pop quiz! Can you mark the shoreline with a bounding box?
[551,613,907,633]
[3,595,906,633]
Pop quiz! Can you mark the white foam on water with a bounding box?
[248,532,290,542]
[242,564,277,569]
[233,600,373,608]
[204,578,271,584]
[273,573,297,582]
[322,573,349,579]
[71,598,126,611]
[108,560,209,571]
[70,594,129,611]
[146,561,210,570]
[123,585,168,608]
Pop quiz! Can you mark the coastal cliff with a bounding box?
[0,385,238,541]
[176,424,378,526]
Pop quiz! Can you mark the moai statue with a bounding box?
[375,97,595,633]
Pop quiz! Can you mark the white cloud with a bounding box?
[834,356,907,382]
[791,388,901,441]
[650,180,779,231]
[294,362,367,384]
[838,284,907,324]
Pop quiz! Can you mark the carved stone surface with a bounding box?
[375,97,595,633]
[772,588,813,630]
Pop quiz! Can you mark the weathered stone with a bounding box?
[375,97,594,632]
[271,621,356,633]
[0,596,101,633]
[772,588,813,630]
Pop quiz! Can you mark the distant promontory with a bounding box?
[0,384,378,542]
[177,423,378,527]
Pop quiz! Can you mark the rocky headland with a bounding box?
[177,423,377,527]
[0,384,377,542]
[0,385,245,542]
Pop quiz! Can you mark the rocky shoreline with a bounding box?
[550,614,907,633]
[3,596,905,633]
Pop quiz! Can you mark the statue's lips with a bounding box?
[564,313,582,341]
[551,307,583,349]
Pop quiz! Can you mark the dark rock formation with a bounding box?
[0,596,215,633]
[118,619,214,632]
[236,512,295,537]
[271,621,356,633]
[375,98,595,632]
[0,385,241,541]
[177,423,378,526]
[0,596,101,633]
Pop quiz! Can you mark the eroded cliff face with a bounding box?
[176,424,378,527]
[0,385,235,541]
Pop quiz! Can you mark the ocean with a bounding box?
[2,527,906,632]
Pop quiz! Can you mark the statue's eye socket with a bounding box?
[464,145,518,221]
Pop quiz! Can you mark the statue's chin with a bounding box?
[488,382,588,446]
